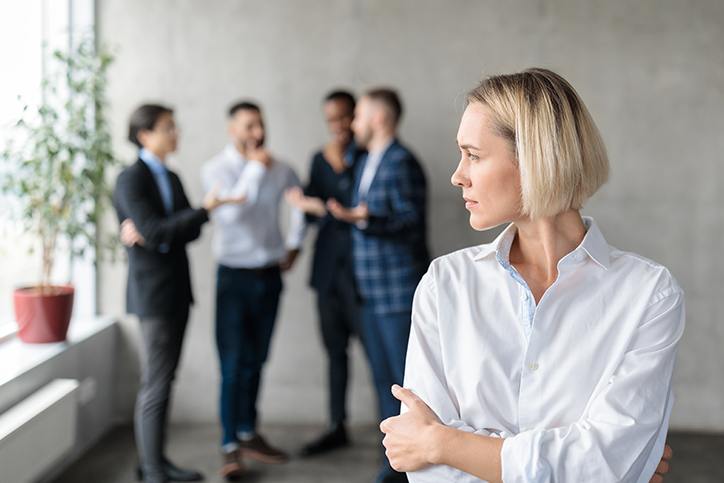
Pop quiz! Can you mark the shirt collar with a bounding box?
[139,148,167,174]
[225,143,246,163]
[577,216,610,270]
[368,137,395,160]
[473,215,610,270]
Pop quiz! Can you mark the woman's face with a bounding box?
[452,103,522,231]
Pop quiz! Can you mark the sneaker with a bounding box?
[239,434,289,463]
[219,450,245,478]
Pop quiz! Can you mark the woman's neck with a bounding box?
[508,210,586,303]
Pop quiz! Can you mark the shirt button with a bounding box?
[526,427,534,431]
[529,362,539,371]
[521,292,528,301]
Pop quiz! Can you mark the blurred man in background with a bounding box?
[201,101,305,478]
[327,89,429,483]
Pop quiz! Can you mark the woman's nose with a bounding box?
[451,160,469,187]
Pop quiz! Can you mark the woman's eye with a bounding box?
[467,153,479,161]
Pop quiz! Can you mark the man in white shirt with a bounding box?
[200,101,305,477]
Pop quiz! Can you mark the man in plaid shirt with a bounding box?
[328,88,429,483]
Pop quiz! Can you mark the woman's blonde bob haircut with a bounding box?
[466,68,610,220]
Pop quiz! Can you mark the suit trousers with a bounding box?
[360,307,411,476]
[316,259,362,425]
[135,305,190,479]
[360,307,411,422]
[216,264,282,448]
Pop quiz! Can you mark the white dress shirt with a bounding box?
[404,217,685,483]
[200,144,306,268]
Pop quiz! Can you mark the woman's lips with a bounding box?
[464,198,478,209]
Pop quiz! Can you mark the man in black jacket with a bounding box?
[114,104,241,483]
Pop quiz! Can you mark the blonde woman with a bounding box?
[380,69,682,483]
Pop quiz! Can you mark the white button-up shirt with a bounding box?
[200,144,306,268]
[404,217,685,483]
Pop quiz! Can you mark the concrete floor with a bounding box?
[54,424,724,483]
[54,423,382,483]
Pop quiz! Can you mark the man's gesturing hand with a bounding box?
[203,183,247,212]
[327,198,369,224]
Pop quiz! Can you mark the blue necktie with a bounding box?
[155,166,174,215]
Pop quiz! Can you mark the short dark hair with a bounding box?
[228,101,261,118]
[324,90,355,111]
[128,104,173,148]
[366,88,403,126]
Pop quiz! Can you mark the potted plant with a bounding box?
[1,36,117,343]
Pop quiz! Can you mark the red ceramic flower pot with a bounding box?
[13,285,75,343]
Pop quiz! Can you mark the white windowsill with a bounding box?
[0,324,17,345]
[0,316,116,388]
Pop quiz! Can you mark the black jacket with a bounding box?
[113,159,209,317]
[304,148,362,294]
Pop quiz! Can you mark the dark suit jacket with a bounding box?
[304,147,361,294]
[351,139,429,315]
[113,158,209,317]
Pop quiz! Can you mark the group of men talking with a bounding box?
[113,88,428,483]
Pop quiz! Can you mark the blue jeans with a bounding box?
[216,265,282,448]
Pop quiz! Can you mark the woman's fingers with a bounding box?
[390,384,420,406]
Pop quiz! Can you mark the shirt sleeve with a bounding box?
[303,155,334,229]
[404,268,499,483]
[228,160,266,203]
[200,158,266,225]
[500,289,685,483]
[114,169,209,252]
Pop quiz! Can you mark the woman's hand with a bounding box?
[650,445,673,483]
[380,384,443,472]
[285,187,327,217]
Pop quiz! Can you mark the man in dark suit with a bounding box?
[286,90,365,456]
[327,89,429,483]
[114,104,241,483]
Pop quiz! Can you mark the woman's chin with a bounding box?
[470,216,506,232]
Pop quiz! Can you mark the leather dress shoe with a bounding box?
[219,449,245,478]
[137,458,204,482]
[239,433,289,463]
[299,423,349,457]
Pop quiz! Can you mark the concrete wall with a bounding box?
[97,0,724,431]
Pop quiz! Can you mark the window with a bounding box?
[0,0,96,337]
